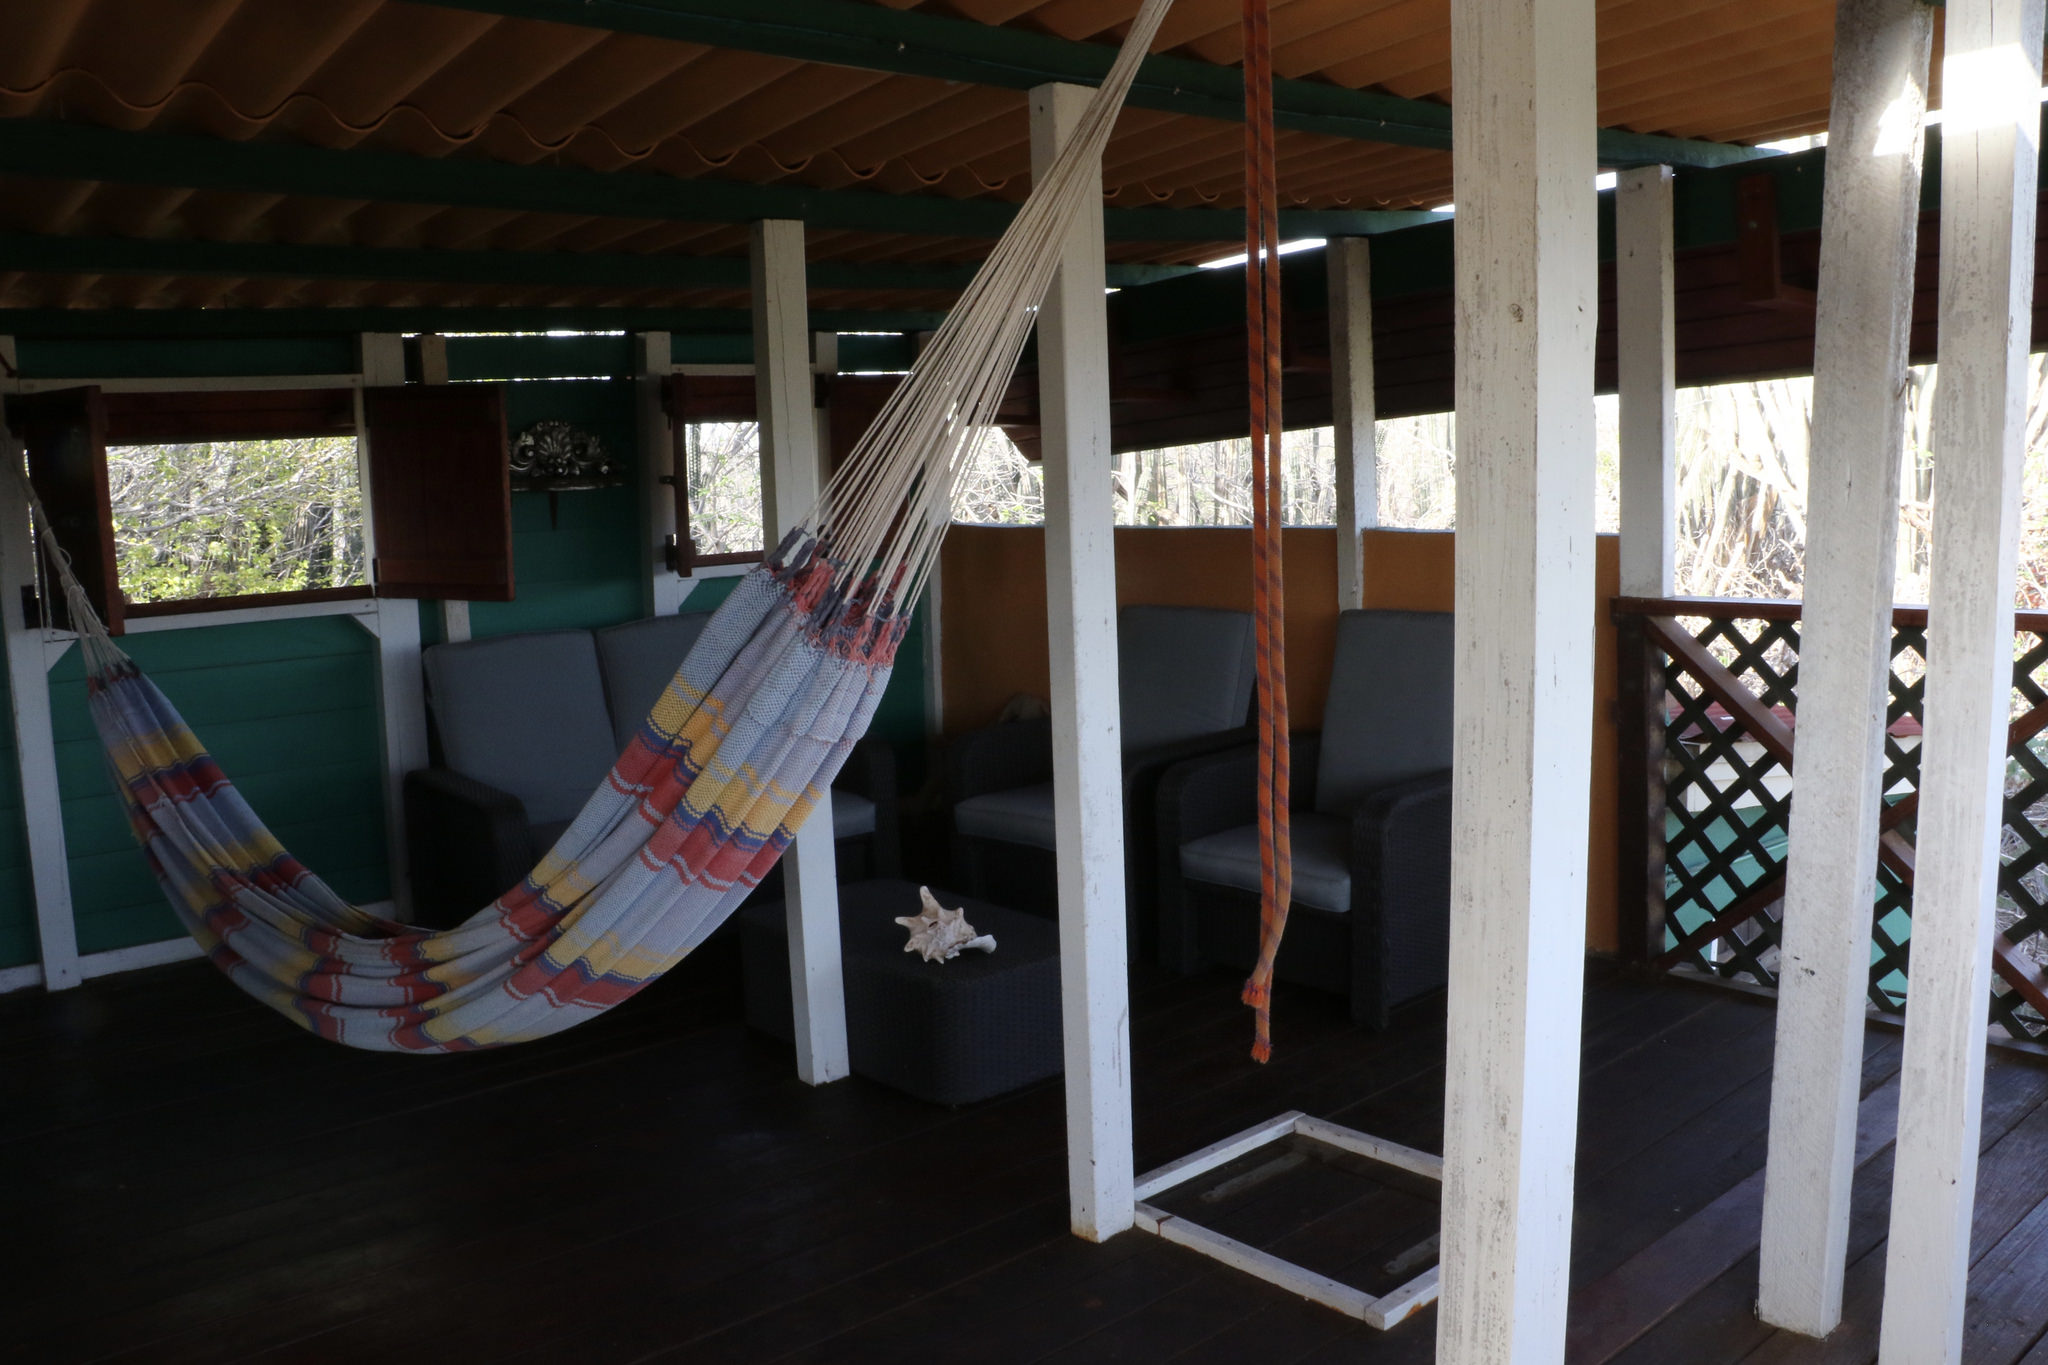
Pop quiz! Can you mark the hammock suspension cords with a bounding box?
[1237,0,1293,1064]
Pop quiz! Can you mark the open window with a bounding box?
[667,374,765,575]
[663,372,922,576]
[104,387,367,618]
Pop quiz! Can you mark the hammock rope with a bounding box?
[1237,0,1294,1064]
[17,0,1177,1052]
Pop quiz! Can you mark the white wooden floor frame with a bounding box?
[1131,1111,1443,1330]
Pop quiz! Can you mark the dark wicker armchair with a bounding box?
[1155,609,1454,1028]
[948,604,1257,962]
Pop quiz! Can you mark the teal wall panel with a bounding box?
[46,615,389,956]
[470,380,646,640]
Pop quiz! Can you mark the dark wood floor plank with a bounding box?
[11,949,2045,1365]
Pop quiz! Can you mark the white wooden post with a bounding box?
[1439,0,1597,1356]
[0,382,82,991]
[1616,164,1676,599]
[752,218,849,1088]
[1758,0,1934,1337]
[636,331,688,618]
[1030,80,1136,1244]
[356,333,430,916]
[1878,3,2044,1360]
[1327,236,1377,610]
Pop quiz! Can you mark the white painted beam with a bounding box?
[752,218,849,1089]
[0,407,81,991]
[1327,236,1377,610]
[1616,164,1676,599]
[368,598,428,919]
[1030,80,1136,1244]
[1440,0,1598,1357]
[636,331,687,617]
[1878,3,2044,1360]
[1759,0,1934,1337]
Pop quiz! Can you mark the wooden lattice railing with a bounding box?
[1614,597,2048,1045]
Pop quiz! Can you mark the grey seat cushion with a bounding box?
[954,781,1056,850]
[1178,811,1353,914]
[424,630,618,831]
[595,612,716,754]
[1118,605,1257,754]
[1315,609,1455,815]
[833,789,877,839]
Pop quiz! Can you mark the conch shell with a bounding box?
[895,886,998,963]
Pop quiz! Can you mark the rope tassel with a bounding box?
[1237,0,1292,1064]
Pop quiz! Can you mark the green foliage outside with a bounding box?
[685,421,764,555]
[107,437,366,603]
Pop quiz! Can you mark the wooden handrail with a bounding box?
[1613,594,2048,635]
[1641,615,1795,765]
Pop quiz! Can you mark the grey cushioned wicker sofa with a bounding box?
[402,612,897,925]
[947,604,1258,963]
[1155,608,1454,1028]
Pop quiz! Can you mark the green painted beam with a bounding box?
[0,120,1438,244]
[0,230,1197,292]
[424,0,1773,169]
[0,304,947,340]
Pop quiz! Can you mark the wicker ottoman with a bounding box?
[739,879,1063,1105]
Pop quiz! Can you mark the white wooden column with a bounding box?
[1758,0,1934,1337]
[1327,236,1377,610]
[1616,164,1676,599]
[1030,80,1135,1244]
[357,333,430,916]
[636,331,688,617]
[1878,3,2044,1360]
[1440,0,1597,1357]
[752,218,849,1088]
[0,373,82,991]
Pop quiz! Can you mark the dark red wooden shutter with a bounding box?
[5,386,123,637]
[103,388,357,446]
[363,384,513,602]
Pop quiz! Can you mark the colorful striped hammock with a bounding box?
[28,0,1176,1053]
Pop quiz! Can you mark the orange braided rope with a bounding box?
[1239,0,1293,1063]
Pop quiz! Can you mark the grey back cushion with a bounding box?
[1315,609,1455,815]
[596,612,715,754]
[1117,605,1257,754]
[425,630,619,829]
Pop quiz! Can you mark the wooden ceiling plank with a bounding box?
[298,5,505,131]
[399,16,614,137]
[503,36,705,143]
[184,0,388,118]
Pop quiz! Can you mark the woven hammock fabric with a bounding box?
[85,552,887,1050]
[28,0,1177,1052]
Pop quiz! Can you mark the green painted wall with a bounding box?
[470,380,647,639]
[0,660,33,969]
[48,616,388,955]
